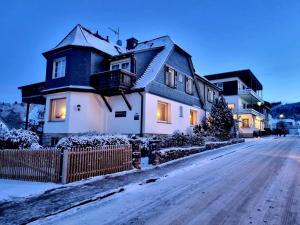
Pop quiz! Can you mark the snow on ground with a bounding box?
[0,179,61,202]
[30,136,300,225]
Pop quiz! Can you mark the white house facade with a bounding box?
[205,70,271,138]
[19,24,219,146]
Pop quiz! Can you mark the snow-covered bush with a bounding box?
[56,134,130,150]
[0,128,42,150]
[188,134,205,146]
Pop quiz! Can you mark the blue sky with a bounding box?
[0,0,299,103]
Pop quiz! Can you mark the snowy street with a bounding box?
[1,137,300,225]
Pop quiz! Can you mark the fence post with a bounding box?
[129,139,141,169]
[61,149,69,184]
[148,138,161,165]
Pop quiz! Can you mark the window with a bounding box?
[242,119,250,128]
[207,89,214,102]
[178,73,183,82]
[215,82,223,90]
[228,103,235,110]
[190,110,197,126]
[52,57,66,79]
[179,106,183,117]
[157,101,170,123]
[110,58,131,72]
[50,98,66,121]
[165,67,176,88]
[186,77,193,94]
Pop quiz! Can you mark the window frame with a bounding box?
[156,101,170,123]
[165,66,177,88]
[52,57,66,79]
[228,103,235,110]
[207,89,214,103]
[242,118,250,128]
[110,58,131,72]
[179,105,183,117]
[190,109,198,126]
[185,77,193,95]
[49,98,67,122]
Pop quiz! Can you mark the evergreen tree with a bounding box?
[208,95,234,141]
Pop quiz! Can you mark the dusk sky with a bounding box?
[0,0,299,103]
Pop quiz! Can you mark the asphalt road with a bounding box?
[36,136,300,225]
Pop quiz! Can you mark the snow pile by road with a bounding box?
[0,179,60,202]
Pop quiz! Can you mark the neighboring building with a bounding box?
[205,69,270,137]
[271,118,300,135]
[19,24,219,146]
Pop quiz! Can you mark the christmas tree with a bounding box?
[208,95,234,140]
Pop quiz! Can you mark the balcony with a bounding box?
[238,88,264,103]
[18,82,46,104]
[239,105,265,118]
[90,69,136,96]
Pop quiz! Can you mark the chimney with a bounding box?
[126,37,138,50]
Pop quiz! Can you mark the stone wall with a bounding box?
[149,139,245,165]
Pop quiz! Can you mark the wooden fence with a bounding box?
[63,145,132,183]
[0,148,61,183]
[0,145,133,184]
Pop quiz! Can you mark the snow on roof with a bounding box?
[133,36,175,88]
[52,24,124,56]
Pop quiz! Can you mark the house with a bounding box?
[205,69,271,137]
[271,118,300,135]
[18,24,220,146]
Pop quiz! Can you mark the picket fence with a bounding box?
[0,144,132,183]
[0,148,61,182]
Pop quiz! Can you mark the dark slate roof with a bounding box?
[45,24,124,56]
[204,69,263,91]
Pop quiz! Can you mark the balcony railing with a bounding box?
[240,107,265,118]
[238,88,263,102]
[90,69,136,95]
[18,82,46,104]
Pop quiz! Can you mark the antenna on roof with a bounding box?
[108,27,122,46]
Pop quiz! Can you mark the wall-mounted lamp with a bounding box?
[257,102,262,106]
[76,104,81,111]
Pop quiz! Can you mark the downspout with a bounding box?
[138,92,144,137]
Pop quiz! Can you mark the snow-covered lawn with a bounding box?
[0,179,61,202]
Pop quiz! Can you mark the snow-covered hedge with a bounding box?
[0,128,42,150]
[159,131,204,148]
[56,134,130,149]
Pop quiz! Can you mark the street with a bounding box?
[33,136,300,225]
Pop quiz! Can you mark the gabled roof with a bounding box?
[46,24,124,56]
[195,73,222,91]
[204,69,263,91]
[132,36,175,88]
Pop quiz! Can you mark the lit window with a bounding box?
[50,98,66,121]
[165,67,176,88]
[186,77,193,94]
[110,59,130,72]
[242,119,250,128]
[52,57,66,79]
[157,101,170,123]
[228,103,235,110]
[190,110,197,126]
[179,106,183,117]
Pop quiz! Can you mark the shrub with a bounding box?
[188,134,205,146]
[56,134,130,150]
[0,128,42,150]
